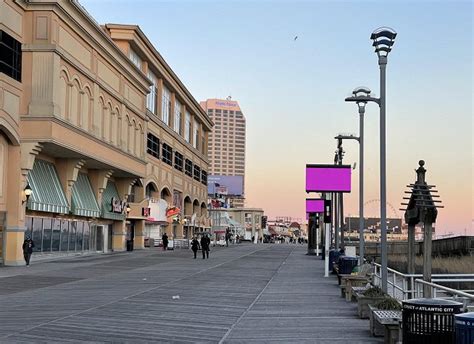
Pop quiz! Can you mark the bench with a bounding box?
[341,276,371,301]
[373,310,402,344]
[338,263,373,300]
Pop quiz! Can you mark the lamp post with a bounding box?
[345,86,378,265]
[371,27,397,293]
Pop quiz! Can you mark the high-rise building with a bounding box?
[200,99,246,207]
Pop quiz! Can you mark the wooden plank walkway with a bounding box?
[0,244,382,343]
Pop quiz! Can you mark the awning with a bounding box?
[71,173,100,218]
[27,159,69,214]
[101,181,125,220]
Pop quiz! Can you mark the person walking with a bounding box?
[201,234,210,259]
[162,233,169,251]
[22,235,35,266]
[225,230,230,247]
[191,236,200,259]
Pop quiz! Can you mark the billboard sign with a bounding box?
[305,164,351,193]
[306,198,325,213]
[208,175,243,196]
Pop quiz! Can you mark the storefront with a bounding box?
[101,180,127,251]
[24,160,115,256]
[143,198,168,246]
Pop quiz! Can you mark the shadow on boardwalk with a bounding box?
[0,244,381,343]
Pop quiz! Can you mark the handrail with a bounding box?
[414,279,474,300]
[373,263,473,278]
[371,262,474,300]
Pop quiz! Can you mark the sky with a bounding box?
[80,0,473,235]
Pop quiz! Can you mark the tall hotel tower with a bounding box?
[200,99,246,207]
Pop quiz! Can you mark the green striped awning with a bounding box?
[71,173,100,218]
[27,160,70,214]
[101,180,125,220]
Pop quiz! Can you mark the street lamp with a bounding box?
[23,183,33,205]
[345,86,378,265]
[371,27,397,293]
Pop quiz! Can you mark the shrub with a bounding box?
[374,297,402,310]
[363,286,385,297]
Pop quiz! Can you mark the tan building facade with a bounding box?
[219,208,263,241]
[0,0,211,265]
[200,99,246,208]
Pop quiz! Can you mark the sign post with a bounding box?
[306,199,325,256]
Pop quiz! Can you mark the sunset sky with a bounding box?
[81,0,473,235]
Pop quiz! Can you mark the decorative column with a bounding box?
[401,160,442,298]
[4,143,41,266]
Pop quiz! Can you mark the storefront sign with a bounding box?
[146,199,168,224]
[166,206,180,218]
[142,207,151,217]
[111,197,126,214]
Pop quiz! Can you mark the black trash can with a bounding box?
[402,298,463,344]
[339,256,359,274]
[455,312,474,344]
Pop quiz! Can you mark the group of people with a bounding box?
[190,235,211,259]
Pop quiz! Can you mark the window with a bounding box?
[147,71,157,113]
[185,159,193,177]
[201,170,207,185]
[193,165,201,181]
[0,31,22,82]
[162,86,171,125]
[174,99,182,134]
[162,143,172,165]
[193,119,199,149]
[147,133,160,159]
[185,111,191,142]
[174,152,183,171]
[129,49,141,70]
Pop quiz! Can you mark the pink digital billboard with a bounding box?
[306,198,325,213]
[306,164,351,193]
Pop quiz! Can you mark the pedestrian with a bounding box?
[225,230,230,247]
[201,234,210,259]
[162,232,168,251]
[191,236,200,259]
[22,235,35,266]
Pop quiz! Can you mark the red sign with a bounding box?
[166,207,180,217]
[142,207,151,217]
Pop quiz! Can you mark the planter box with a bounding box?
[369,304,385,337]
[357,294,386,319]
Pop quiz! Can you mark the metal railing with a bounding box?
[372,262,474,302]
[150,239,190,249]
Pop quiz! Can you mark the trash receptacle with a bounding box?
[339,256,359,274]
[402,298,463,344]
[455,312,474,344]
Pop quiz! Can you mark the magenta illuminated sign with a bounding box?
[306,199,325,213]
[305,164,351,193]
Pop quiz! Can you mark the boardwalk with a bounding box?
[0,244,382,343]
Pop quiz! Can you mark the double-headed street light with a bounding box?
[371,27,397,293]
[345,87,378,266]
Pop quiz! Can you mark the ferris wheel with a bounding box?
[363,199,401,219]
